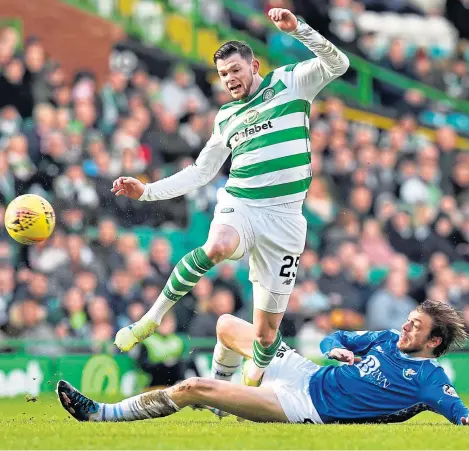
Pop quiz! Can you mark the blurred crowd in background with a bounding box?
[226,0,469,140]
[0,0,469,373]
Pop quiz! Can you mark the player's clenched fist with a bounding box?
[268,8,298,33]
[328,348,362,365]
[111,177,145,200]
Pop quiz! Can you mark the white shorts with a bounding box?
[261,343,323,424]
[211,189,307,311]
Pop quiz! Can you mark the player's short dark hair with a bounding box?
[418,300,468,357]
[213,41,253,64]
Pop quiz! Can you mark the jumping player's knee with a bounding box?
[203,226,241,263]
[204,241,234,263]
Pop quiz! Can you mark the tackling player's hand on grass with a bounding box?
[461,416,469,425]
[328,348,362,365]
[268,8,298,33]
[111,177,145,199]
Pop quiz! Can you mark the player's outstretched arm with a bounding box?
[111,176,145,199]
[321,330,387,363]
[111,133,231,202]
[421,368,469,425]
[268,8,350,99]
[326,348,361,365]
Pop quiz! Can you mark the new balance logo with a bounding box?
[282,279,293,285]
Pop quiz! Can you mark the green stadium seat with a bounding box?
[303,209,327,232]
[235,265,252,303]
[185,209,211,249]
[306,231,321,250]
[452,261,469,275]
[408,263,425,280]
[368,267,389,285]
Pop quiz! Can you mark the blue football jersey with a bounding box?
[308,329,469,424]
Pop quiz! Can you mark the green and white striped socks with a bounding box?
[162,247,214,302]
[250,330,282,380]
[133,248,214,340]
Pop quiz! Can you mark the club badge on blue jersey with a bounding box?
[403,368,417,380]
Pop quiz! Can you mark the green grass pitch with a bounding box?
[1,394,468,449]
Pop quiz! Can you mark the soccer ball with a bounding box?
[4,194,56,244]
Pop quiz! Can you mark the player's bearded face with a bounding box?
[397,311,436,355]
[217,54,256,100]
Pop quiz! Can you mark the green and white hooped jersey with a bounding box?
[215,67,313,206]
[139,21,349,207]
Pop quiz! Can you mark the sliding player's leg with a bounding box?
[210,314,256,386]
[216,314,257,359]
[205,314,253,418]
[57,377,288,423]
[211,310,283,385]
[169,378,288,422]
[114,224,240,352]
[208,315,323,424]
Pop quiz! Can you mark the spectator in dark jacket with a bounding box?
[189,288,235,337]
[386,211,422,262]
[0,58,33,118]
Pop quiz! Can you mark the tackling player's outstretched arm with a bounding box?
[112,130,230,201]
[421,367,469,425]
[269,8,349,101]
[320,330,389,365]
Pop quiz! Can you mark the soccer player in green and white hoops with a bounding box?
[111,7,349,388]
